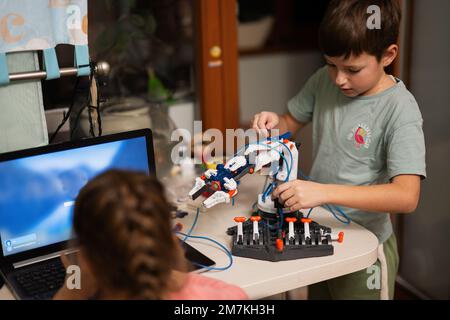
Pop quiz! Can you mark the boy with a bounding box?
[252,0,426,299]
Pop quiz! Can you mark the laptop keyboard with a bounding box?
[14,258,66,300]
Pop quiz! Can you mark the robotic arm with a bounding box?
[187,133,344,262]
[188,133,298,210]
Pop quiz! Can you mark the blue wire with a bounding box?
[324,204,352,225]
[298,170,311,180]
[262,182,276,201]
[182,207,200,242]
[306,207,314,218]
[176,231,233,271]
[277,151,291,182]
[271,138,294,172]
[298,169,352,225]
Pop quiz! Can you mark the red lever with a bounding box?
[250,216,261,222]
[234,217,246,223]
[338,232,344,243]
[301,218,312,223]
[285,217,297,223]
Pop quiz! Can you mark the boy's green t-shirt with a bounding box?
[288,66,426,243]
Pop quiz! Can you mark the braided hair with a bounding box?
[73,169,184,299]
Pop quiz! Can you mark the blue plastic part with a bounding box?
[266,131,292,141]
[43,48,60,80]
[277,131,292,140]
[74,45,90,76]
[206,159,253,192]
[0,53,10,86]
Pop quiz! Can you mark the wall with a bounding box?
[239,51,324,173]
[400,0,450,299]
[239,51,323,124]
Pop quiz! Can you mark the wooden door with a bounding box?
[194,0,239,133]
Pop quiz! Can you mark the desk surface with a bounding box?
[0,174,378,300]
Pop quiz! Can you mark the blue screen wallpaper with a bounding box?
[0,137,149,256]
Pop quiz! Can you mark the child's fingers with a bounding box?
[272,181,292,198]
[265,118,278,130]
[252,114,260,129]
[289,204,302,212]
[257,115,269,130]
[252,115,268,137]
[60,253,71,269]
[61,252,79,269]
[278,188,295,203]
[285,197,298,208]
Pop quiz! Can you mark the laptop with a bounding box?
[0,129,214,300]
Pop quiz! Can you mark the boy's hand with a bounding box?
[272,179,329,211]
[252,112,280,136]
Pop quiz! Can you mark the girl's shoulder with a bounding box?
[167,273,248,300]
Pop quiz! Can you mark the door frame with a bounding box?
[194,0,240,133]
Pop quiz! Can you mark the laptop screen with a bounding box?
[0,133,152,257]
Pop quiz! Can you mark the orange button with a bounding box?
[276,238,284,252]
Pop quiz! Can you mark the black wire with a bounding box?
[70,105,87,139]
[69,75,104,139]
[50,62,104,142]
[82,73,95,138]
[87,97,95,137]
[95,74,102,136]
[49,77,81,143]
[71,75,92,139]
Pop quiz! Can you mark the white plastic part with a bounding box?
[203,191,230,208]
[276,141,298,182]
[188,177,206,198]
[204,169,217,179]
[304,221,311,240]
[253,221,259,240]
[330,232,344,243]
[237,222,244,240]
[257,194,277,214]
[254,150,280,172]
[224,155,247,171]
[223,177,237,191]
[257,194,291,214]
[288,222,295,240]
[243,143,272,155]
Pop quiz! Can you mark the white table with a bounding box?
[0,174,378,300]
[175,174,379,299]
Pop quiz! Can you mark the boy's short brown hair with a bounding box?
[319,0,401,60]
